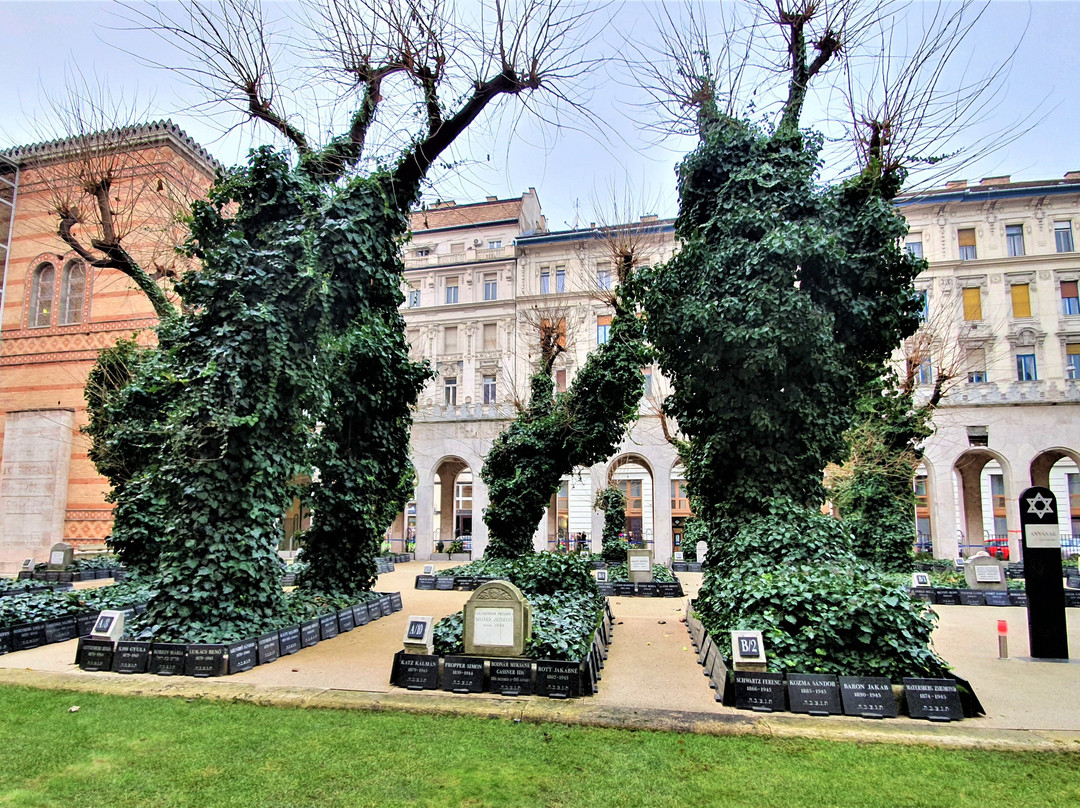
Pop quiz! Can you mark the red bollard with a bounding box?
[998,619,1009,659]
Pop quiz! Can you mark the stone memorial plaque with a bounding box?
[319,613,339,640]
[731,630,767,671]
[657,582,682,598]
[278,626,302,655]
[12,622,47,652]
[435,576,454,590]
[390,592,403,611]
[909,587,935,602]
[403,615,434,655]
[1066,570,1080,589]
[637,582,658,598]
[453,576,475,591]
[392,651,440,690]
[673,552,684,562]
[300,620,321,648]
[984,591,1013,607]
[416,575,436,590]
[78,638,115,671]
[112,640,151,674]
[442,656,485,693]
[337,608,355,633]
[974,564,1004,583]
[257,632,280,665]
[671,562,688,572]
[591,560,607,570]
[377,595,393,616]
[488,658,533,696]
[903,678,964,721]
[47,542,74,570]
[423,564,435,575]
[366,600,382,621]
[185,644,227,677]
[787,673,841,716]
[352,603,371,626]
[934,588,962,605]
[687,562,703,572]
[44,571,60,583]
[1010,591,1029,606]
[227,639,258,674]
[150,643,187,676]
[0,627,12,656]
[535,660,582,699]
[733,671,786,712]
[597,582,615,597]
[612,582,636,597]
[911,572,932,588]
[77,612,99,636]
[464,581,531,657]
[838,676,897,718]
[627,549,654,583]
[44,616,78,644]
[1064,591,1080,608]
[959,590,986,606]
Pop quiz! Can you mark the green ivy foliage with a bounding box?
[482,311,650,558]
[595,485,627,562]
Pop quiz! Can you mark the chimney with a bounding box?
[486,196,498,202]
[640,214,659,223]
[1065,171,1080,181]
[945,180,967,190]
[979,176,1011,186]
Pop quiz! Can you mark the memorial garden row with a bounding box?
[907,587,1080,607]
[414,573,684,598]
[75,592,403,676]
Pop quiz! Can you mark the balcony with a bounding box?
[403,245,514,269]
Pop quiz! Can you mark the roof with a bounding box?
[517,218,675,246]
[0,120,221,176]
[410,198,524,233]
[896,174,1080,208]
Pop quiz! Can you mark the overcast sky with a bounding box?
[2,1,1078,229]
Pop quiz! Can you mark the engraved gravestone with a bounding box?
[463,581,531,657]
[733,671,785,712]
[111,640,151,674]
[786,673,841,715]
[392,651,440,690]
[965,555,1006,590]
[187,644,227,677]
[838,676,897,718]
[47,542,74,570]
[488,658,533,696]
[903,678,964,721]
[627,549,654,583]
[278,625,302,655]
[227,639,258,674]
[442,656,485,693]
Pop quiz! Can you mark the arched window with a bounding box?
[59,260,87,325]
[29,263,55,328]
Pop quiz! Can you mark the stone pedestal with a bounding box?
[627,549,654,583]
[463,581,531,657]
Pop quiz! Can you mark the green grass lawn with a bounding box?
[0,685,1076,808]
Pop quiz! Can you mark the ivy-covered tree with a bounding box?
[595,485,627,563]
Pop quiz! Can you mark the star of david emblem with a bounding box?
[1026,492,1054,519]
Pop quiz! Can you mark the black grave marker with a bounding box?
[442,656,485,693]
[352,603,371,626]
[150,643,187,676]
[258,632,280,665]
[319,613,339,640]
[45,616,78,644]
[111,640,151,674]
[392,651,440,690]
[12,622,47,652]
[984,591,1013,607]
[597,582,615,597]
[959,590,986,606]
[416,575,436,590]
[378,595,393,616]
[77,612,99,636]
[733,671,786,712]
[838,676,897,718]
[909,587,935,603]
[903,678,964,721]
[227,639,258,674]
[300,620,321,648]
[535,660,582,699]
[435,577,455,590]
[1063,591,1080,608]
[1019,486,1069,659]
[390,592,403,611]
[1010,591,1029,606]
[787,673,842,716]
[453,576,475,591]
[186,644,227,677]
[0,627,11,656]
[488,659,533,696]
[78,637,115,671]
[637,582,658,598]
[657,582,683,598]
[337,608,355,633]
[278,626,302,656]
[612,582,636,597]
[671,562,688,572]
[934,588,962,605]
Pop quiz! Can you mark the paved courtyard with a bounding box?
[2,561,1078,750]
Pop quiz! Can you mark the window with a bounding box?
[415,248,430,258]
[990,474,1008,537]
[444,376,457,406]
[443,326,458,353]
[642,368,653,397]
[906,238,924,259]
[958,228,977,260]
[540,269,550,295]
[966,348,987,384]
[917,290,930,322]
[962,286,982,321]
[483,273,497,301]
[1067,344,1080,380]
[597,314,611,345]
[482,323,497,351]
[1006,224,1025,257]
[407,288,421,308]
[1016,353,1037,381]
[29,263,56,328]
[597,267,612,290]
[1010,283,1031,318]
[488,240,502,250]
[555,267,566,293]
[671,480,690,514]
[909,356,933,386]
[482,375,497,405]
[59,261,86,325]
[445,277,459,304]
[555,369,567,393]
[1061,280,1079,315]
[1055,221,1074,253]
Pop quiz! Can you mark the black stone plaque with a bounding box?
[95,569,110,579]
[278,625,302,656]
[671,562,688,572]
[786,673,841,716]
[1064,591,1080,608]
[392,651,440,690]
[453,576,475,591]
[637,582,658,598]
[909,587,935,603]
[319,613,339,640]
[12,622,47,652]
[985,591,1013,607]
[111,640,151,674]
[300,620,321,648]
[366,600,382,621]
[959,590,986,606]
[903,677,964,722]
[78,638,115,671]
[435,577,455,590]
[337,608,355,633]
[227,639,258,674]
[1010,591,1029,606]
[186,644,227,677]
[838,676,897,718]
[733,671,785,712]
[390,592,403,611]
[591,560,607,570]
[150,643,187,675]
[257,632,280,665]
[597,582,615,597]
[352,603,371,626]
[612,582,636,597]
[442,656,485,693]
[44,571,60,583]
[76,612,98,637]
[1019,486,1069,659]
[378,595,393,617]
[58,572,73,583]
[0,627,11,655]
[535,660,582,699]
[687,562,703,572]
[933,588,962,605]
[45,616,79,644]
[416,575,436,590]
[657,582,682,598]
